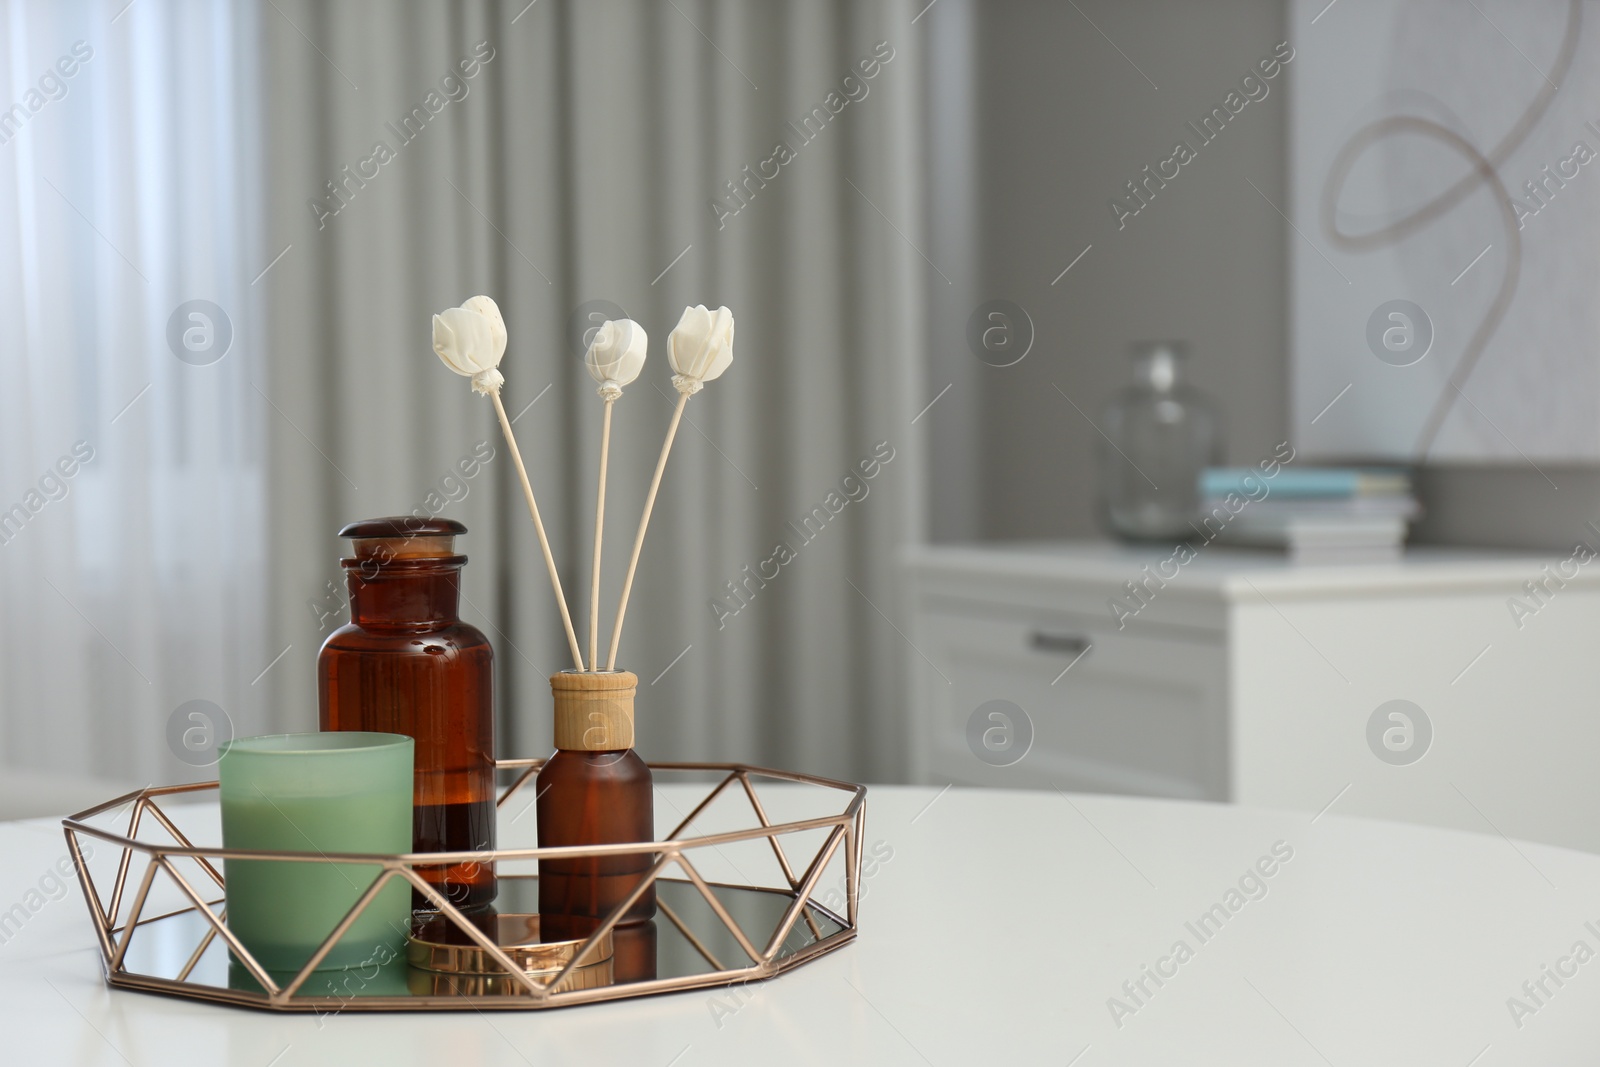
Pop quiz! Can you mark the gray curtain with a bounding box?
[259,0,925,783]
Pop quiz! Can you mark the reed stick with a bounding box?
[606,391,689,670]
[490,390,586,671]
[588,397,615,672]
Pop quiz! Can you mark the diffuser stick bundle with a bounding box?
[432,298,734,673]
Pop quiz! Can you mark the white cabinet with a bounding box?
[904,541,1600,854]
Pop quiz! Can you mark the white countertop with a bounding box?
[906,539,1597,600]
[7,784,1600,1063]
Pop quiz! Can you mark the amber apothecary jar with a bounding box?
[318,517,496,912]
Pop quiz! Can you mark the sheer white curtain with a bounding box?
[259,0,926,782]
[0,0,925,793]
[0,1,268,788]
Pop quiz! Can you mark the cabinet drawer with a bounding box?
[912,608,1227,799]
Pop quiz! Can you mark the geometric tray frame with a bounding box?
[60,760,866,1011]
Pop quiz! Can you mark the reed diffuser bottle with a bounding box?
[535,671,654,941]
[318,517,496,913]
[426,296,732,962]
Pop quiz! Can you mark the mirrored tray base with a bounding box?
[61,761,865,1011]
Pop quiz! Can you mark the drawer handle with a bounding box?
[1030,631,1090,656]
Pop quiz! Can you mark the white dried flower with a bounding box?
[666,305,734,396]
[584,318,648,401]
[433,295,507,395]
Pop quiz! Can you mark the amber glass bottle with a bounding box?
[610,918,658,983]
[536,671,655,942]
[318,517,496,913]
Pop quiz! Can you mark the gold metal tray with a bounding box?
[61,761,864,1011]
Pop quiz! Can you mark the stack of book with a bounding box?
[1197,467,1420,562]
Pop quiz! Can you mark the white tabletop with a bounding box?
[5,784,1599,1064]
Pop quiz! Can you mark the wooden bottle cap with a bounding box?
[551,670,637,751]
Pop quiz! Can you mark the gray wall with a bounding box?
[962,0,1290,541]
[935,0,1598,553]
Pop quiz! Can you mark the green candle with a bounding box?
[219,732,413,973]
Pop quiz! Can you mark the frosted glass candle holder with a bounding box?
[219,732,413,972]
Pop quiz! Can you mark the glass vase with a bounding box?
[1098,341,1223,542]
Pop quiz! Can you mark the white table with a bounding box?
[5,784,1599,1064]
